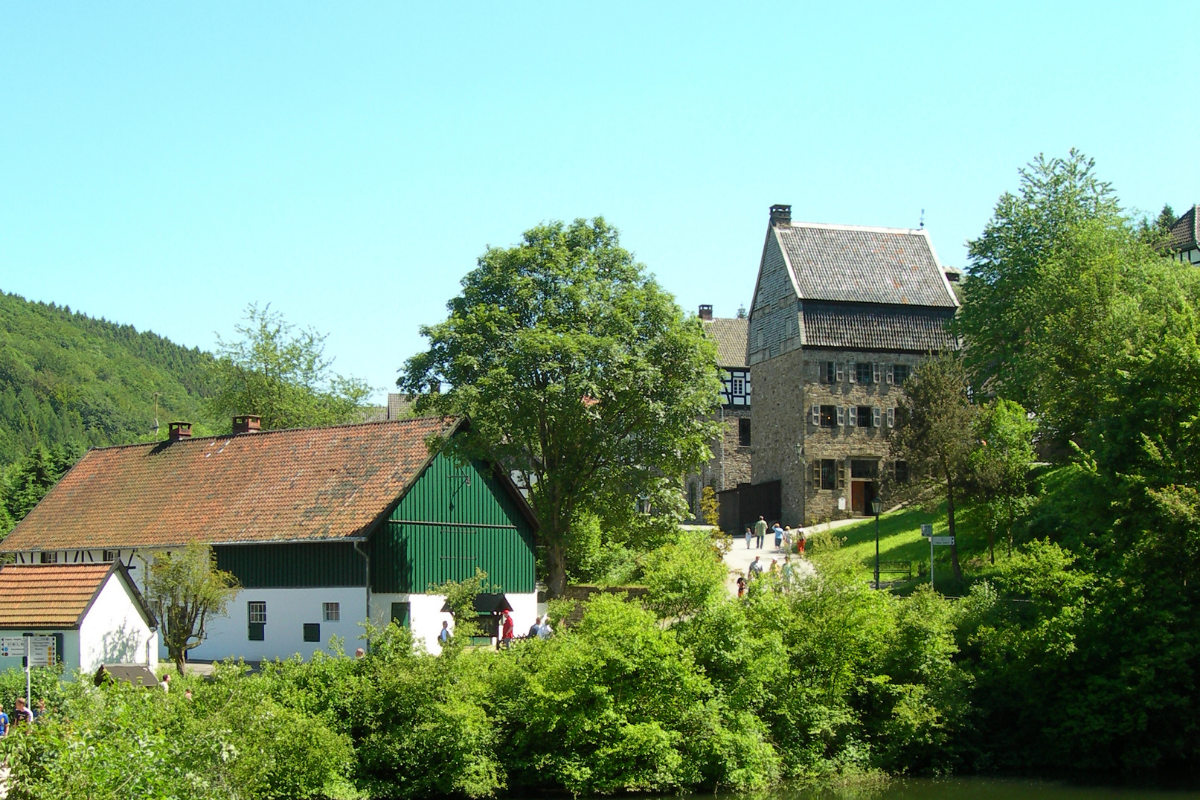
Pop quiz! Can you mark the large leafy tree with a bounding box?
[965,399,1036,563]
[143,542,240,674]
[401,218,721,597]
[958,150,1122,411]
[890,354,977,580]
[209,304,372,431]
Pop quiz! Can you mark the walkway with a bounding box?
[720,517,865,596]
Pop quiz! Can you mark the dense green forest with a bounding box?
[0,289,219,467]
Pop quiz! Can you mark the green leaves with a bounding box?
[402,218,721,595]
[143,542,240,674]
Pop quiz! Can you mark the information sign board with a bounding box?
[27,636,55,667]
[921,524,933,538]
[0,638,26,657]
[931,536,955,546]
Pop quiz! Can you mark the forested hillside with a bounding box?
[0,289,219,468]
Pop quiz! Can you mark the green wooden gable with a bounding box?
[369,452,537,594]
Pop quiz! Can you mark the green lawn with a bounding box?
[809,500,993,592]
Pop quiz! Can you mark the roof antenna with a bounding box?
[919,209,925,230]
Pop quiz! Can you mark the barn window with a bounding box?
[303,623,321,643]
[248,601,266,641]
[323,602,340,622]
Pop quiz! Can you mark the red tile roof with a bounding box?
[0,563,117,628]
[3,417,458,552]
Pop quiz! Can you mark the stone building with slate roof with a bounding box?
[0,562,158,676]
[684,307,752,522]
[746,204,959,525]
[2,416,538,661]
[1168,205,1200,265]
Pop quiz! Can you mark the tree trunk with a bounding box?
[545,539,568,599]
[946,480,963,580]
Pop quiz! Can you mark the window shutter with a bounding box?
[848,406,857,427]
[873,363,881,384]
[847,362,856,383]
[873,406,881,428]
[811,405,820,426]
[886,364,894,385]
[887,407,895,428]
[812,461,821,483]
[836,406,845,426]
[835,363,844,382]
[839,458,848,488]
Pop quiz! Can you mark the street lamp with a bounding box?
[871,494,883,589]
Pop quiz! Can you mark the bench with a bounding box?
[877,561,913,580]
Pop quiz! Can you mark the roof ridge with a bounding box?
[783,220,929,235]
[84,415,455,453]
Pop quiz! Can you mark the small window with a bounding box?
[323,602,340,622]
[887,407,896,428]
[820,459,837,490]
[886,364,895,385]
[858,406,874,428]
[39,552,58,564]
[872,363,882,384]
[848,406,857,427]
[856,363,873,384]
[102,550,117,563]
[894,460,910,483]
[822,361,836,383]
[836,406,845,426]
[248,601,267,641]
[893,365,910,385]
[819,405,838,428]
[738,417,751,447]
[872,407,882,428]
[303,623,321,643]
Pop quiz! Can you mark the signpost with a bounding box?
[931,536,955,546]
[6,635,56,707]
[921,524,934,586]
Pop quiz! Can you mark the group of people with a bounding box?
[737,553,799,598]
[0,697,43,736]
[745,516,808,556]
[434,609,553,651]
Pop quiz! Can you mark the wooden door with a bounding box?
[851,481,865,515]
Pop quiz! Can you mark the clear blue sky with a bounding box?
[2,3,1196,402]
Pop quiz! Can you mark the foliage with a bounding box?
[700,484,720,527]
[958,149,1123,414]
[638,529,727,619]
[890,353,977,579]
[428,567,495,645]
[965,399,1036,562]
[142,542,241,674]
[401,217,721,596]
[209,303,373,432]
[0,289,218,469]
[0,443,81,536]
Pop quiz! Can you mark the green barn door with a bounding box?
[390,602,411,628]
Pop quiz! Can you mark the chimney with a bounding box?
[167,422,192,442]
[770,204,792,226]
[232,415,262,434]
[698,304,713,321]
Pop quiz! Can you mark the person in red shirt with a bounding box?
[500,609,515,649]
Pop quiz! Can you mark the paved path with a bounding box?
[720,517,865,596]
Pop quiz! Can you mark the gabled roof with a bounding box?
[3,417,461,552]
[1169,205,1199,252]
[772,221,959,308]
[0,562,155,630]
[703,317,749,368]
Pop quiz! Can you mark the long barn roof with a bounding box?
[2,417,462,552]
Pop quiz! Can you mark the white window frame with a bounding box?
[887,407,895,428]
[836,406,845,426]
[811,404,821,426]
[323,602,340,622]
[848,406,858,427]
[873,407,882,428]
[886,364,895,385]
[248,601,267,624]
[873,363,882,384]
[835,363,845,382]
[847,362,856,383]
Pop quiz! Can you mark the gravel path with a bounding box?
[720,517,865,596]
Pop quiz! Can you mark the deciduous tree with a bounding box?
[143,542,240,674]
[210,304,372,431]
[401,218,721,597]
[966,399,1036,562]
[890,354,976,580]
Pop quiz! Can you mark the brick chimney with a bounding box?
[698,304,713,321]
[167,422,192,442]
[770,204,792,226]
[232,415,262,434]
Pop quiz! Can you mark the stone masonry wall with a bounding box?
[685,406,751,523]
[749,346,806,526]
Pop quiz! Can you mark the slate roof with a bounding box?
[703,317,749,368]
[1169,205,1199,252]
[0,563,153,629]
[3,417,460,552]
[801,302,958,352]
[774,222,959,308]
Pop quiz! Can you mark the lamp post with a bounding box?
[871,494,883,589]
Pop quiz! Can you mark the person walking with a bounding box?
[744,526,752,549]
[798,526,808,556]
[11,699,32,729]
[773,523,783,550]
[754,516,767,549]
[438,621,452,646]
[499,609,515,650]
[0,704,8,738]
[536,617,553,639]
[748,555,764,579]
[736,576,747,598]
[782,526,793,553]
[781,555,795,592]
[528,616,542,638]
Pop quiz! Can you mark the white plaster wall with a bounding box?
[370,592,537,654]
[189,587,366,662]
[0,630,81,677]
[78,573,158,674]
